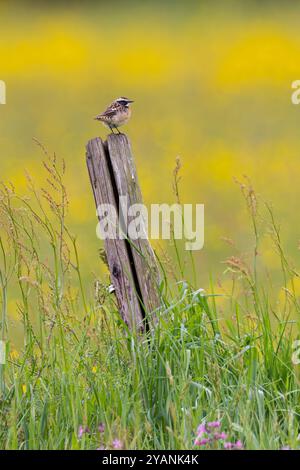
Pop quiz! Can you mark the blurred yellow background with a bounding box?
[1,0,300,317]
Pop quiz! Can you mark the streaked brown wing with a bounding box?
[94,102,120,121]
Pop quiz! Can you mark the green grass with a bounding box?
[0,150,299,450]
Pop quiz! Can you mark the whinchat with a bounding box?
[94,97,134,134]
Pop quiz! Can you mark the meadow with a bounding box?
[0,146,299,450]
[0,0,300,450]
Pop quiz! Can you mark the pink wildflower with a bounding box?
[197,423,207,436]
[78,425,90,439]
[235,440,243,449]
[224,440,244,450]
[112,439,123,450]
[98,423,105,433]
[207,421,221,428]
[214,432,228,440]
[224,442,234,449]
[195,437,210,446]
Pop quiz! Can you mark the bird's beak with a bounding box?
[127,100,134,103]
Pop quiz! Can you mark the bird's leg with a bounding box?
[109,125,115,134]
[116,127,121,134]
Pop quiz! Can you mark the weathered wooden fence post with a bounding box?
[86,134,161,332]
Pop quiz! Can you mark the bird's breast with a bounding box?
[112,107,131,126]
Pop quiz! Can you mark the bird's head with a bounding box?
[115,97,134,107]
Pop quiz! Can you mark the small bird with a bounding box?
[94,97,134,134]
